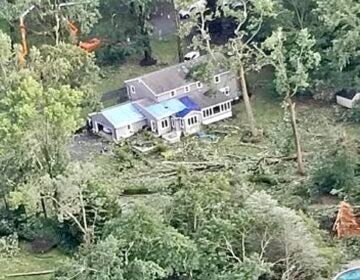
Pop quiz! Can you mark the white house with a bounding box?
[89,56,240,141]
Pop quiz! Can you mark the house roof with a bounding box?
[141,64,190,94]
[100,102,146,128]
[125,54,228,95]
[144,99,187,119]
[176,96,201,117]
[190,87,239,109]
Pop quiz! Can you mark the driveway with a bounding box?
[151,1,177,39]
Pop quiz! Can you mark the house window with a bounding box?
[180,119,185,128]
[214,75,220,84]
[221,104,224,111]
[127,125,131,130]
[161,119,169,128]
[184,85,190,93]
[170,90,176,97]
[187,116,198,126]
[220,86,230,96]
[171,118,175,127]
[204,108,213,118]
[197,81,203,88]
[203,110,206,118]
[130,85,136,94]
[213,105,220,114]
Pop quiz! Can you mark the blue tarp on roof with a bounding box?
[145,99,187,119]
[176,96,201,117]
[102,102,145,128]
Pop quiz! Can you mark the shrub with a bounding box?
[310,149,355,196]
[341,236,360,260]
[17,217,79,252]
[96,45,132,66]
[0,233,19,258]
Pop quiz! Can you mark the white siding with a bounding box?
[156,117,172,136]
[336,94,360,109]
[201,101,233,125]
[182,112,201,135]
[126,80,156,101]
[114,119,146,140]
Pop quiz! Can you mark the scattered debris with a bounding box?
[197,131,217,141]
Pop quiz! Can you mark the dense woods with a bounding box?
[1,0,360,279]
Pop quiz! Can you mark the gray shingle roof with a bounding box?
[191,88,239,108]
[128,54,227,95]
[139,63,195,94]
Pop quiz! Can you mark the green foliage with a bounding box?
[0,233,19,258]
[0,0,100,42]
[56,205,198,279]
[28,43,100,111]
[17,217,63,244]
[310,149,355,196]
[338,101,360,123]
[0,30,11,76]
[0,76,83,177]
[341,237,360,260]
[96,44,134,65]
[261,28,321,97]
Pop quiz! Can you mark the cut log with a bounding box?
[6,270,54,277]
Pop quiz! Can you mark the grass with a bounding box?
[0,244,66,280]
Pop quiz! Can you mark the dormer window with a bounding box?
[184,85,190,93]
[214,75,220,84]
[197,81,203,88]
[170,90,176,97]
[130,85,136,94]
[220,86,230,96]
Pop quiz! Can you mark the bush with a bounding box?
[0,233,19,258]
[337,101,360,123]
[310,149,355,196]
[17,217,79,252]
[96,44,133,66]
[342,236,360,260]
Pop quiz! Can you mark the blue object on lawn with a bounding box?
[335,267,360,280]
[197,131,217,141]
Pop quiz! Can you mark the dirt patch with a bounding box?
[69,132,112,161]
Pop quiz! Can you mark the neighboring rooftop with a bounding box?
[101,102,145,128]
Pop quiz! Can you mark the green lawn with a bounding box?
[0,245,66,280]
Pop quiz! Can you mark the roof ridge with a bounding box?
[124,59,197,84]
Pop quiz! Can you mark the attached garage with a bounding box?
[89,102,146,140]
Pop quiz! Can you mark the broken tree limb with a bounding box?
[6,270,54,277]
[235,142,266,150]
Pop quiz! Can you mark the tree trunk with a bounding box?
[55,11,60,45]
[287,97,305,175]
[3,196,9,212]
[40,196,48,219]
[238,63,257,137]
